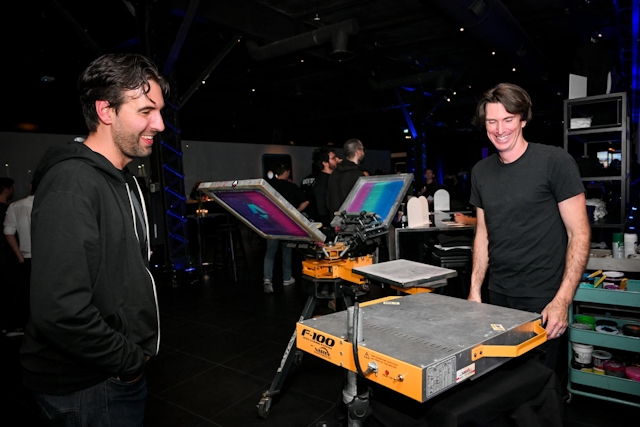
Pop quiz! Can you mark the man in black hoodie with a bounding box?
[326,139,366,215]
[20,53,168,427]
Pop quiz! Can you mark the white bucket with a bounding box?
[572,342,593,364]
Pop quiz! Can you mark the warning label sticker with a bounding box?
[426,357,456,398]
[456,363,476,382]
[367,353,398,369]
[491,324,505,331]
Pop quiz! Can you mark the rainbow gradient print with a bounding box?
[345,180,404,220]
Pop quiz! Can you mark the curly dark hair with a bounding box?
[312,146,336,170]
[78,53,170,132]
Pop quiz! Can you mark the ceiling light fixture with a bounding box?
[313,14,320,21]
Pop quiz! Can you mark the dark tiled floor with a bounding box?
[3,226,640,426]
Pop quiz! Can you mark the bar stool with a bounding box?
[209,213,247,281]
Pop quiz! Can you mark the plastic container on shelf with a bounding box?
[595,319,619,328]
[612,233,624,259]
[572,360,593,372]
[573,342,594,364]
[592,350,612,370]
[596,324,620,334]
[626,367,640,382]
[623,233,638,258]
[601,271,626,288]
[574,315,596,330]
[622,324,640,338]
[571,323,593,331]
[603,360,626,377]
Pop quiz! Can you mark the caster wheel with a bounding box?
[257,395,272,418]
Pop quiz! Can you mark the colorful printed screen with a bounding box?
[344,180,405,221]
[214,190,311,238]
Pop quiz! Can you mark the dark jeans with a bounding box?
[33,375,147,427]
[489,290,563,371]
[7,258,31,329]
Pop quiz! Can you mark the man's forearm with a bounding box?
[554,225,591,306]
[470,234,489,297]
[5,234,23,261]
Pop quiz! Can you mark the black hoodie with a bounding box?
[20,141,160,395]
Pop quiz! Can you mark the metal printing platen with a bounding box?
[352,259,458,288]
[199,179,326,242]
[330,174,413,228]
[296,292,544,402]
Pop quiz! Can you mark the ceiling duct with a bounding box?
[246,19,359,61]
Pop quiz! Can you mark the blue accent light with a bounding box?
[169,232,188,243]
[162,164,185,179]
[184,267,196,272]
[161,141,184,156]
[164,120,181,133]
[167,210,188,222]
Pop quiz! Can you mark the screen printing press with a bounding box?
[199,175,547,425]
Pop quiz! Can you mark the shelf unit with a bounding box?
[563,92,630,229]
[567,257,640,407]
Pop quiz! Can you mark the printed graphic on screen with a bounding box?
[215,190,310,237]
[345,180,404,220]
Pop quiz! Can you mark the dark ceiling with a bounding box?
[4,0,637,152]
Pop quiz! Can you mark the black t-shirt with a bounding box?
[313,172,332,226]
[470,142,584,298]
[300,174,319,221]
[418,180,442,198]
[270,179,308,211]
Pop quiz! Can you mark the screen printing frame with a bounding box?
[199,179,326,242]
[330,173,413,228]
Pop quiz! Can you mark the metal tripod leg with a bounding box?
[257,293,318,418]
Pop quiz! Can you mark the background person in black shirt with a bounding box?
[263,163,309,293]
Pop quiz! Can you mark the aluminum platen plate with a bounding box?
[300,292,541,371]
[352,259,457,288]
